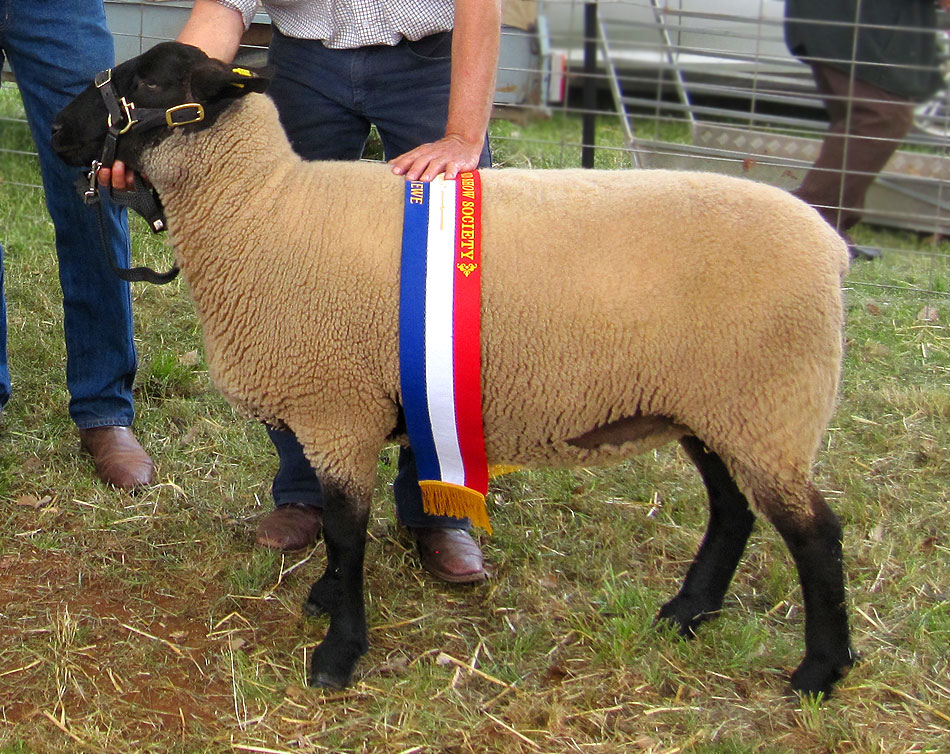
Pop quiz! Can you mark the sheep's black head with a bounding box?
[51,41,270,170]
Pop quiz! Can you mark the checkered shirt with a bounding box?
[217,0,455,49]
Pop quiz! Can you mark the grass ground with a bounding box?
[0,89,948,753]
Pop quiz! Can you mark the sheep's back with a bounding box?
[475,168,847,477]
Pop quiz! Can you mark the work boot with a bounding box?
[848,243,881,261]
[409,527,487,584]
[79,426,154,490]
[256,504,323,551]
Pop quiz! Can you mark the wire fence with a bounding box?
[2,0,949,297]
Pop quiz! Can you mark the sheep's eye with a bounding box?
[135,79,161,93]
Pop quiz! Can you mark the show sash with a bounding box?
[399,171,492,533]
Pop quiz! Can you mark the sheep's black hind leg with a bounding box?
[656,436,756,636]
[765,486,853,697]
[304,484,370,689]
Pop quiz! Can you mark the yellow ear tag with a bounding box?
[231,67,253,88]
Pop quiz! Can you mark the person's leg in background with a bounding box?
[3,0,153,488]
[792,62,914,259]
[0,43,13,418]
[0,240,11,417]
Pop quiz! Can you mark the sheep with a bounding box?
[52,42,854,698]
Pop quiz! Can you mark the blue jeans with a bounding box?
[265,29,491,529]
[0,0,137,427]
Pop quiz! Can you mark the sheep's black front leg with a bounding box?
[766,488,853,697]
[304,484,370,689]
[656,436,756,635]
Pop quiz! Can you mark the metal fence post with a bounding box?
[581,1,598,168]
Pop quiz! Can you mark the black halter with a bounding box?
[78,68,205,285]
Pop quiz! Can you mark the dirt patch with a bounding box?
[0,541,294,733]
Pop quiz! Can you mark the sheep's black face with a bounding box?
[52,41,269,170]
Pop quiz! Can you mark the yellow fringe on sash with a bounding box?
[419,468,522,534]
[420,481,492,534]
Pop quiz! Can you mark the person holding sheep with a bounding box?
[0,0,154,489]
[104,0,500,581]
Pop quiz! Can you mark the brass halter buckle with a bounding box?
[96,69,137,134]
[165,103,206,127]
[108,97,138,134]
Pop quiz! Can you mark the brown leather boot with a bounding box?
[256,504,323,551]
[78,426,154,490]
[409,527,488,584]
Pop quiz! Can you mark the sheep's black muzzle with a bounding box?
[54,66,204,235]
[49,121,84,167]
[52,67,189,282]
[51,41,272,284]
[53,41,271,171]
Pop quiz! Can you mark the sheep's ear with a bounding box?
[191,59,271,101]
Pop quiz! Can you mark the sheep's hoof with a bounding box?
[309,670,348,690]
[308,640,367,689]
[303,576,341,618]
[655,597,720,638]
[302,600,326,618]
[790,652,853,699]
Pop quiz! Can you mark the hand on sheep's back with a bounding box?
[389,133,484,182]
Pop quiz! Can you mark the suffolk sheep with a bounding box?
[52,42,854,697]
